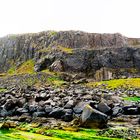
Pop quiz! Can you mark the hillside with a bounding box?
[0,31,140,140]
[0,31,140,81]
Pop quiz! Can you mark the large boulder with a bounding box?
[81,105,108,128]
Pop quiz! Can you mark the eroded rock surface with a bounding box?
[1,31,140,80]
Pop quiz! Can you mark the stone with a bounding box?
[73,101,87,114]
[62,113,73,122]
[112,106,123,117]
[49,107,65,119]
[3,99,17,111]
[123,106,138,115]
[28,105,37,113]
[32,111,46,117]
[16,108,28,115]
[81,105,108,128]
[64,100,74,109]
[49,60,64,72]
[45,105,53,114]
[97,101,111,115]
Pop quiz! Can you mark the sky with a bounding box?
[0,0,140,37]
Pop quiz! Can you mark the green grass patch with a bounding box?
[38,45,73,54]
[57,45,73,54]
[7,59,35,75]
[45,129,121,140]
[7,66,16,75]
[123,96,140,102]
[86,78,140,89]
[47,76,66,87]
[0,88,7,93]
[16,59,35,74]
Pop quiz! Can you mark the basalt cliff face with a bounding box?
[0,31,140,80]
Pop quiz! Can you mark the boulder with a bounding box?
[122,106,138,115]
[3,99,17,111]
[81,105,108,128]
[97,101,112,115]
[16,108,29,115]
[45,105,53,114]
[32,111,46,117]
[62,113,73,122]
[112,106,123,117]
[49,107,65,119]
[64,100,74,109]
[73,101,88,114]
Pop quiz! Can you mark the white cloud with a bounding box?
[0,0,140,37]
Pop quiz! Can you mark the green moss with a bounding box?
[45,129,121,140]
[38,45,73,54]
[16,59,35,74]
[47,76,66,87]
[1,123,129,140]
[0,88,7,93]
[57,45,73,54]
[7,59,35,75]
[123,96,140,102]
[86,78,140,89]
[3,129,62,140]
[7,66,16,75]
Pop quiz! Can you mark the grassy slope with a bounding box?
[86,78,140,89]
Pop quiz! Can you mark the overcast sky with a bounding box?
[0,0,140,37]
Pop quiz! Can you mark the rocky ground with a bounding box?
[0,74,140,139]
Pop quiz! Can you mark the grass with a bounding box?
[57,45,73,54]
[45,129,121,140]
[86,78,140,89]
[0,88,7,93]
[2,126,122,140]
[1,129,62,140]
[6,59,35,76]
[16,59,35,74]
[123,96,140,102]
[38,45,73,54]
[42,69,56,76]
[47,76,66,87]
[1,123,136,140]
[7,66,16,75]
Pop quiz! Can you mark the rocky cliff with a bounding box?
[0,31,140,80]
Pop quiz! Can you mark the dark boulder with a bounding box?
[44,105,53,114]
[16,108,29,115]
[62,113,73,122]
[49,107,65,119]
[32,111,46,117]
[122,106,138,115]
[81,105,108,128]
[3,99,17,111]
[97,101,112,115]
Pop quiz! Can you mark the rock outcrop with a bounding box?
[0,31,140,80]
